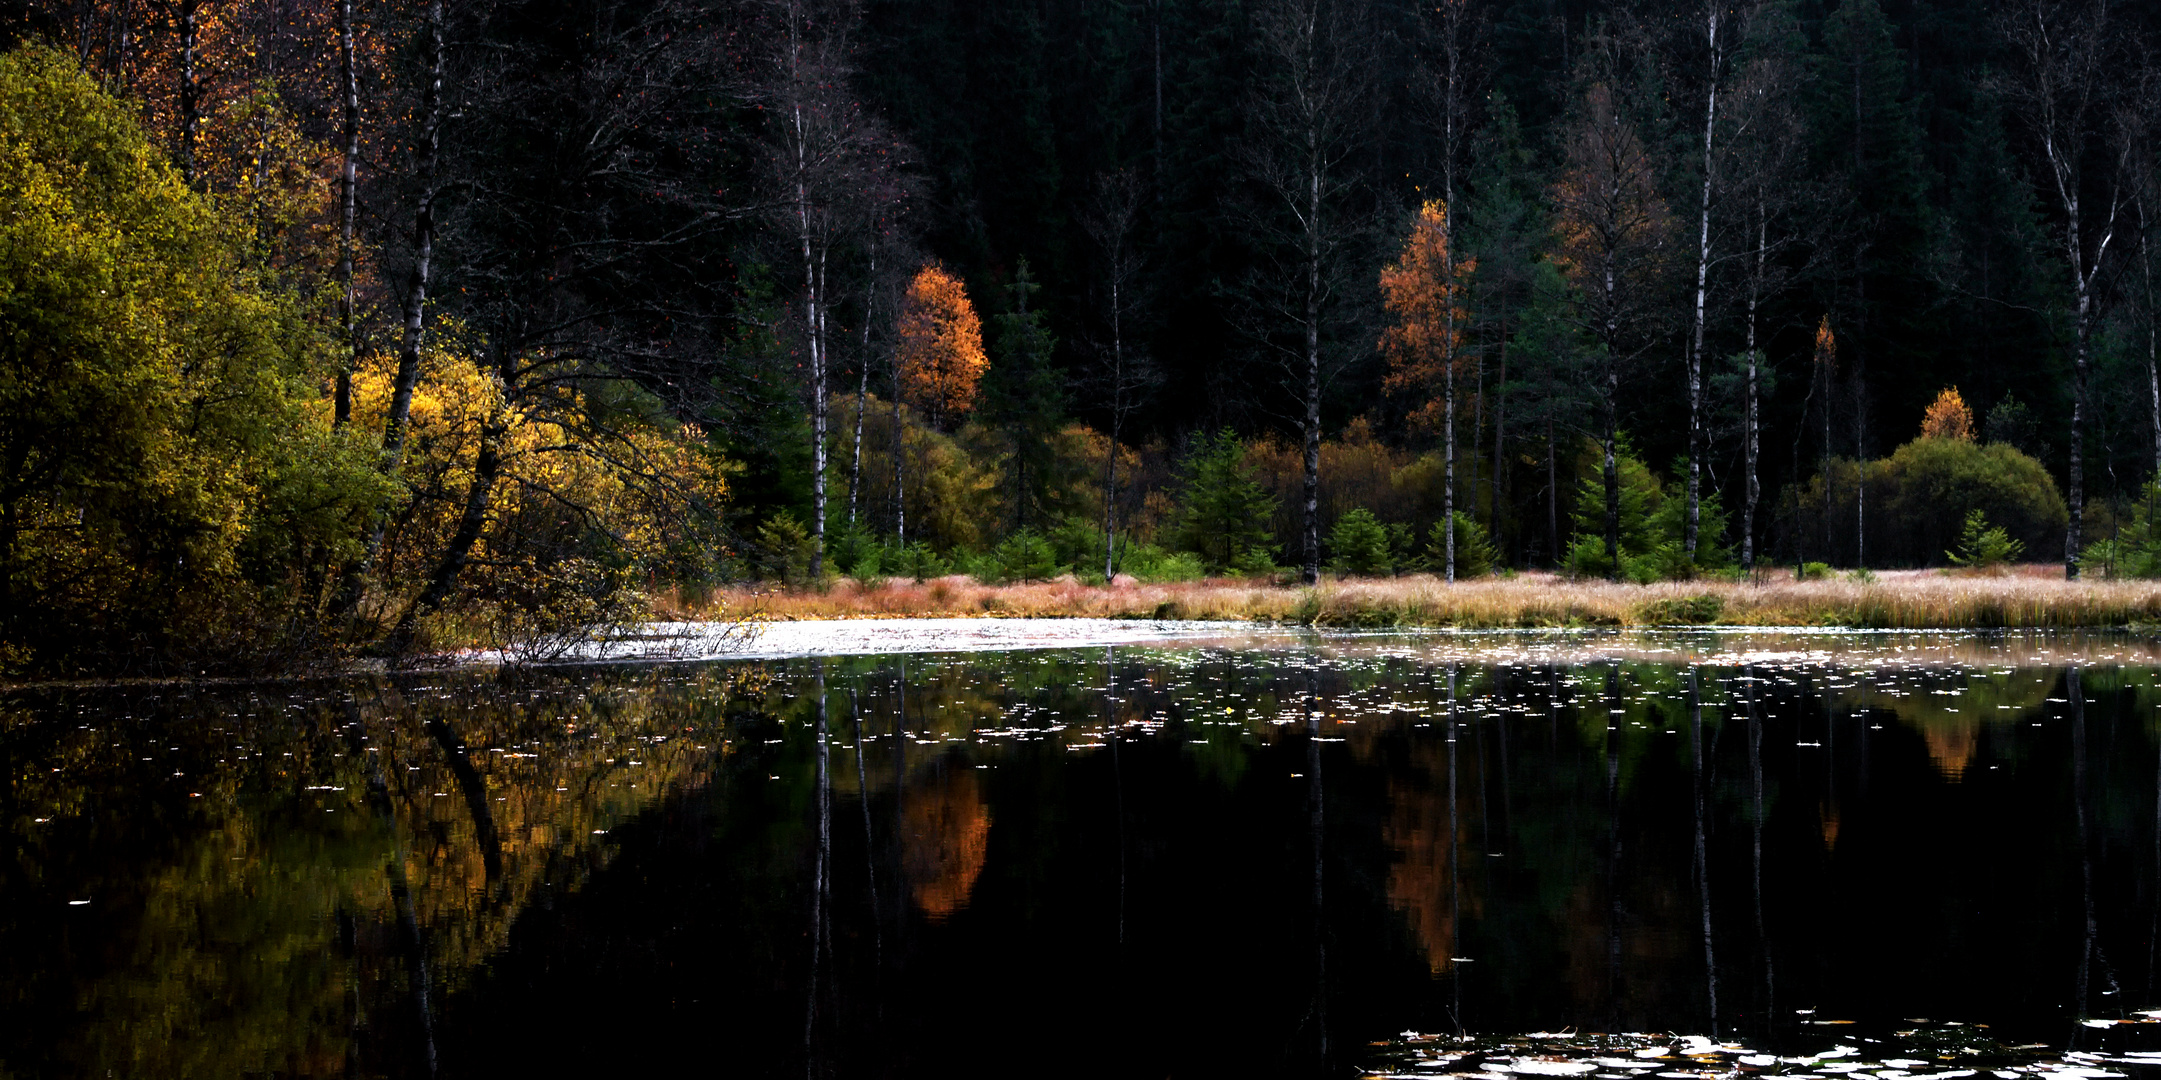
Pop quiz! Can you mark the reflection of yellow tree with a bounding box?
[903,762,992,922]
[3,667,754,1076]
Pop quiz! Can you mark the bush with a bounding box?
[1946,509,2023,569]
[1121,544,1205,582]
[986,529,1061,582]
[1169,429,1280,573]
[1422,512,1497,578]
[0,46,389,671]
[1328,508,1394,576]
[1564,444,1730,580]
[753,512,819,586]
[1796,437,2065,567]
[1636,595,1725,625]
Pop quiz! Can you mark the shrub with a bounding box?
[889,542,950,581]
[1169,429,1280,573]
[1636,595,1725,625]
[1328,508,1394,576]
[753,512,819,586]
[987,529,1061,582]
[0,46,389,670]
[1422,512,1497,578]
[1564,443,1730,580]
[1846,437,2064,566]
[1946,509,2023,569]
[1121,545,1205,582]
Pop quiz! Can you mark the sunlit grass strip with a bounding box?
[671,571,2161,630]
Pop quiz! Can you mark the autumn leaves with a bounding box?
[895,265,986,431]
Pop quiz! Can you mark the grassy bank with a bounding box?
[680,566,2161,630]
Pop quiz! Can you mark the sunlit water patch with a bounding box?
[6,631,2161,1077]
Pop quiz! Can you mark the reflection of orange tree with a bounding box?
[1831,670,2046,782]
[1385,740,1478,975]
[903,760,992,922]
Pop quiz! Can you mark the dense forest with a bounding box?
[1,0,2158,673]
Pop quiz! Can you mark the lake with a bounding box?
[9,629,2161,1078]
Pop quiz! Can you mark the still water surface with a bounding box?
[10,630,2161,1078]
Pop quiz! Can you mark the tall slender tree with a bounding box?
[1083,169,1158,581]
[1242,0,1370,585]
[1551,67,1673,578]
[1382,200,1474,580]
[2000,0,2133,577]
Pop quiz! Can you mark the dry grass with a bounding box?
[670,566,2161,630]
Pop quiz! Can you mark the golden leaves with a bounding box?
[895,264,985,425]
[1921,387,1975,443]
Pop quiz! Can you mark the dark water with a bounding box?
[10,632,2161,1078]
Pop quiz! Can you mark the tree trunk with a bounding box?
[1300,141,1322,586]
[1546,417,1558,569]
[176,0,198,184]
[1602,389,1620,580]
[2143,199,2159,479]
[388,393,503,653]
[892,346,906,547]
[849,243,877,525]
[2069,285,2089,577]
[1444,319,1456,582]
[384,0,443,468]
[789,2,829,579]
[1743,195,1764,572]
[1685,3,1721,563]
[1490,343,1506,557]
[333,0,441,617]
[333,0,360,428]
[1103,275,1123,582]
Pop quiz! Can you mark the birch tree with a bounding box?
[1082,169,1159,581]
[1242,0,1369,585]
[1679,0,1728,564]
[771,0,880,578]
[2000,0,2132,578]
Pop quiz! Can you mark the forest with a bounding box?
[1,0,2158,674]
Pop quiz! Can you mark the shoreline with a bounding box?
[694,567,2161,632]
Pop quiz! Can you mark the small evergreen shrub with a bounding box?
[1946,509,2022,569]
[1328,509,1393,576]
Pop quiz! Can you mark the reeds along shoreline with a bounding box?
[674,569,2161,630]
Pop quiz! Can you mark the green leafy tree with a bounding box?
[1169,429,1279,574]
[1866,437,2065,567]
[0,46,383,671]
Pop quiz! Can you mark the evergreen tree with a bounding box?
[982,258,1069,533]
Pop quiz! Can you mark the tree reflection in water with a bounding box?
[6,634,2161,1077]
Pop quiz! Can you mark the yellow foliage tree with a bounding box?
[896,265,986,429]
[347,336,727,650]
[1921,387,1975,442]
[1379,200,1475,433]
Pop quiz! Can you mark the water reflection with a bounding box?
[10,634,2161,1077]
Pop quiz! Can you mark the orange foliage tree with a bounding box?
[896,265,986,430]
[1379,200,1474,432]
[1380,200,1473,578]
[1921,387,1975,442]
